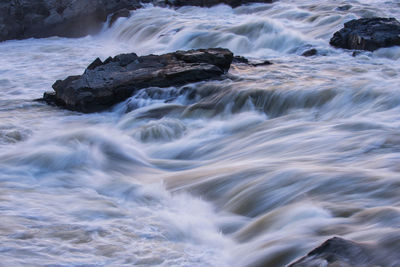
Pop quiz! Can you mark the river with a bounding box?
[1,0,400,266]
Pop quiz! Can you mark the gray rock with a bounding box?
[109,8,131,27]
[43,48,233,113]
[330,17,400,51]
[0,0,278,42]
[0,0,142,42]
[302,48,317,57]
[336,5,352,11]
[285,236,400,267]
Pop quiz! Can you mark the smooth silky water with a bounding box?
[1,0,400,266]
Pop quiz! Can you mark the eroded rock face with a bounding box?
[43,48,233,113]
[0,0,142,41]
[0,0,277,42]
[330,17,400,51]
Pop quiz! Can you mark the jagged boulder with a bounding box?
[288,237,372,267]
[330,17,400,51]
[43,48,233,113]
[287,236,400,267]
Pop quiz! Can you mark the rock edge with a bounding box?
[43,48,234,113]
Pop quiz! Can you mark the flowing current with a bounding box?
[1,0,400,266]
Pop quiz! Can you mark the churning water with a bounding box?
[1,0,400,266]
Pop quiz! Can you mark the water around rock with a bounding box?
[2,1,400,266]
[43,48,234,113]
[288,236,400,267]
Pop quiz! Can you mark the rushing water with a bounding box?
[1,0,400,266]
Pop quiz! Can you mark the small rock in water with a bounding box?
[336,5,352,11]
[352,51,363,57]
[232,56,249,64]
[302,48,318,57]
[0,0,143,41]
[288,237,374,267]
[43,48,233,113]
[250,60,273,66]
[330,17,400,51]
[232,56,272,66]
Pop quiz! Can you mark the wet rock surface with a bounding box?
[288,237,372,267]
[0,0,276,42]
[302,48,318,57]
[330,17,400,51]
[0,0,142,41]
[43,48,233,113]
[287,237,400,267]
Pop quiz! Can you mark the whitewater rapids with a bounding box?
[1,0,400,266]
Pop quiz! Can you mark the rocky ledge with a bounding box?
[330,17,400,51]
[0,0,144,42]
[43,48,233,113]
[0,0,276,42]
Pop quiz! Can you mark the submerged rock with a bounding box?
[330,17,400,51]
[0,0,142,41]
[302,48,318,57]
[43,48,233,113]
[232,56,273,66]
[288,237,380,267]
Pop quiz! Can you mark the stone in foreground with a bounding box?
[330,17,400,51]
[43,48,233,113]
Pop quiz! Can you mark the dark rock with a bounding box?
[43,48,233,113]
[250,60,273,66]
[109,8,131,27]
[232,56,272,66]
[42,92,58,106]
[288,237,374,267]
[232,56,249,64]
[330,17,400,51]
[302,48,318,57]
[352,51,363,57]
[336,5,352,11]
[165,0,275,8]
[87,57,103,70]
[0,0,278,42]
[0,0,142,42]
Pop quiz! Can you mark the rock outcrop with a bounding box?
[330,17,400,51]
[0,0,142,42]
[43,48,233,113]
[0,0,278,42]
